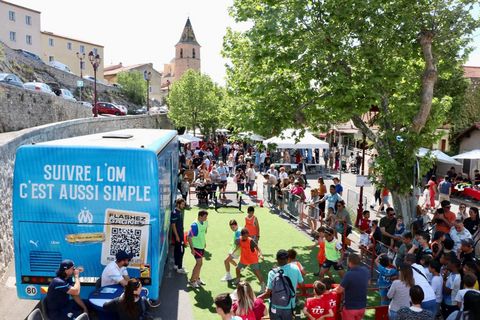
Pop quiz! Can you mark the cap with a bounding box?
[115,250,133,261]
[461,238,474,247]
[276,249,289,260]
[58,259,74,271]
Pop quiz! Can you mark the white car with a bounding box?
[78,101,93,108]
[24,82,55,95]
[116,104,128,114]
[49,60,72,73]
[59,89,77,101]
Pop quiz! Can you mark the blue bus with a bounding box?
[12,129,178,300]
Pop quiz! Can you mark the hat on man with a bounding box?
[276,249,289,260]
[461,238,475,247]
[115,250,133,262]
[58,259,74,271]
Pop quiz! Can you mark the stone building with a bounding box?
[104,63,163,102]
[161,18,201,90]
[0,0,42,56]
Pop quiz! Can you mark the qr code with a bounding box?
[109,227,142,258]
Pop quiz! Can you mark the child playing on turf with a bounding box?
[303,281,334,320]
[319,228,344,280]
[245,206,260,242]
[222,219,242,282]
[232,228,266,292]
[288,248,306,276]
[375,254,398,305]
[311,227,327,276]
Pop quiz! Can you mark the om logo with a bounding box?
[78,207,93,224]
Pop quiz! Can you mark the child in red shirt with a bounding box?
[359,210,371,249]
[322,278,338,317]
[303,281,334,320]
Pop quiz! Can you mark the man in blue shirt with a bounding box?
[171,198,187,274]
[335,253,370,320]
[318,185,343,213]
[45,259,88,319]
[333,177,343,196]
[258,249,304,320]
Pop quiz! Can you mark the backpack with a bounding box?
[270,267,295,308]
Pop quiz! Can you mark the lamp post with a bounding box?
[355,106,379,227]
[143,70,152,111]
[76,52,85,101]
[88,51,101,117]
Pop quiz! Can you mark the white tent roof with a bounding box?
[263,129,329,149]
[417,148,462,165]
[238,132,266,141]
[453,149,480,160]
[178,133,202,144]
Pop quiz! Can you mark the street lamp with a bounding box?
[143,70,152,111]
[76,52,85,101]
[355,105,379,227]
[88,51,101,117]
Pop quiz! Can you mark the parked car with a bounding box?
[14,49,43,63]
[0,73,24,88]
[24,82,55,95]
[46,82,61,95]
[83,75,108,85]
[116,104,128,114]
[59,89,77,101]
[149,106,168,114]
[78,101,93,108]
[49,60,72,73]
[130,106,147,115]
[93,102,126,116]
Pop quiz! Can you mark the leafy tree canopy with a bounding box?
[223,0,478,197]
[167,70,226,137]
[117,71,146,106]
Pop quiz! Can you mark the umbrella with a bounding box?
[452,149,480,160]
[178,133,202,144]
[417,148,462,165]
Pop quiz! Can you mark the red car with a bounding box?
[93,102,126,116]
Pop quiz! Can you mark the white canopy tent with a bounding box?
[263,129,329,149]
[452,149,480,160]
[238,131,266,141]
[417,148,462,165]
[178,133,202,144]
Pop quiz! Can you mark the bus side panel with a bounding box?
[13,146,159,300]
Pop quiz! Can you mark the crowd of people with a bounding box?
[41,134,480,320]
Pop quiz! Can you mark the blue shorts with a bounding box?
[237,262,260,270]
[192,248,204,260]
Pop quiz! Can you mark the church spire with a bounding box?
[177,18,200,46]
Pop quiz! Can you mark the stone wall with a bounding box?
[0,84,92,132]
[0,114,172,279]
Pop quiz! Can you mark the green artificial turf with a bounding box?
[182,206,381,320]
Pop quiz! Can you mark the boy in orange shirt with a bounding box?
[232,228,265,292]
[245,206,260,242]
[288,248,306,276]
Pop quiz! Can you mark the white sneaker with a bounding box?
[188,280,199,288]
[176,268,188,274]
[221,273,233,281]
[196,279,206,286]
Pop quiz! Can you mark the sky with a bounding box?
[9,0,480,85]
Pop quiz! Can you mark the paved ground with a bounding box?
[1,167,477,319]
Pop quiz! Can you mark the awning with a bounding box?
[453,149,480,160]
[263,129,329,149]
[178,133,202,144]
[417,148,462,165]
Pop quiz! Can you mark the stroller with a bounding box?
[195,183,209,205]
[341,160,348,172]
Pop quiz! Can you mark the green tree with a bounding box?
[450,83,480,139]
[223,0,478,223]
[167,70,224,137]
[117,71,146,105]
